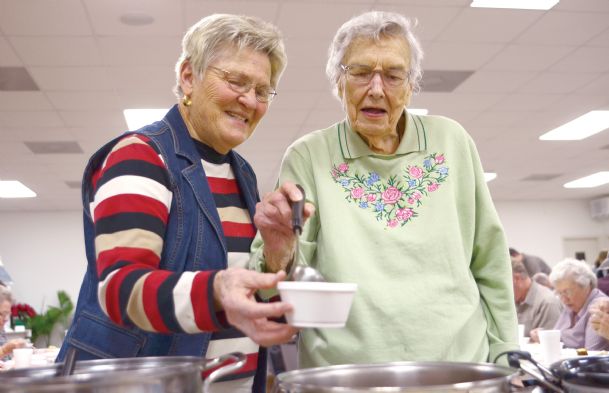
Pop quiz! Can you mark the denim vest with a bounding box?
[57,105,266,392]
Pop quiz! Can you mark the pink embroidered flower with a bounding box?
[435,154,445,164]
[367,194,377,202]
[427,183,439,192]
[382,186,402,204]
[351,187,364,199]
[387,219,398,228]
[408,166,423,179]
[396,208,414,221]
[413,191,422,200]
[331,169,339,179]
[338,163,349,173]
[408,198,415,205]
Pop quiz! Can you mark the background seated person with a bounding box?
[512,261,561,337]
[0,285,27,361]
[510,247,551,277]
[531,258,609,351]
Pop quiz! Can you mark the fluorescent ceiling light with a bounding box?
[123,109,168,130]
[564,172,609,189]
[471,0,559,10]
[409,108,429,115]
[0,180,37,198]
[539,110,609,141]
[484,172,497,182]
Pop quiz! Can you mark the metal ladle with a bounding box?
[286,185,325,282]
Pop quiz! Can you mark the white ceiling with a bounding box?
[0,0,608,212]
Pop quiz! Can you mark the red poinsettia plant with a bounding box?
[11,303,37,320]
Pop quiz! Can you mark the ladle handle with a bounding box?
[60,347,77,377]
[291,185,305,235]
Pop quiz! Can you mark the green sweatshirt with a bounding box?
[251,111,518,368]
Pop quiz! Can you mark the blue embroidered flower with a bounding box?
[439,167,448,176]
[367,172,380,186]
[375,202,384,212]
[408,179,417,187]
[340,179,350,187]
[359,201,368,209]
[423,159,431,169]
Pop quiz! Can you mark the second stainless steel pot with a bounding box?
[272,361,517,392]
[0,352,245,393]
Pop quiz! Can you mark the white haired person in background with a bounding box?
[531,258,609,350]
[0,285,27,363]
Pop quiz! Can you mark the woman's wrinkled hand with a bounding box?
[213,268,298,347]
[529,328,541,343]
[590,298,609,340]
[254,181,315,273]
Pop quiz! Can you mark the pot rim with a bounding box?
[0,356,210,388]
[275,361,517,392]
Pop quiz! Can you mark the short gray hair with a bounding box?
[549,258,597,289]
[174,13,287,99]
[0,284,13,304]
[326,11,424,99]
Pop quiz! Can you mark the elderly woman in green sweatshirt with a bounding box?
[250,11,518,368]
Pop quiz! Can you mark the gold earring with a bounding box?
[182,96,192,107]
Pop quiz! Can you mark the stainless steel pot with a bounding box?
[0,352,245,393]
[504,350,609,393]
[272,361,517,392]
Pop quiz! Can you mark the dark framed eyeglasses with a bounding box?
[208,66,277,103]
[340,64,410,88]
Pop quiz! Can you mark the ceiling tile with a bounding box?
[586,28,609,47]
[549,46,609,73]
[518,72,601,94]
[183,1,281,28]
[28,67,114,91]
[556,0,609,12]
[107,66,174,91]
[491,93,562,112]
[516,11,609,45]
[436,8,540,43]
[83,0,184,36]
[98,36,179,67]
[0,111,64,127]
[482,45,575,71]
[421,70,474,92]
[276,2,372,39]
[59,110,127,129]
[423,42,504,70]
[10,37,102,67]
[0,36,21,66]
[24,141,83,154]
[575,73,609,94]
[0,92,53,111]
[0,126,75,142]
[456,70,537,93]
[0,0,92,35]
[46,91,122,111]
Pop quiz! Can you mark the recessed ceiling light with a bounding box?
[470,0,559,10]
[409,108,429,115]
[0,180,36,198]
[123,109,168,130]
[539,110,609,141]
[564,171,609,188]
[119,13,155,26]
[484,172,497,182]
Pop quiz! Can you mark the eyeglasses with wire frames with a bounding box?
[340,64,410,88]
[208,66,277,103]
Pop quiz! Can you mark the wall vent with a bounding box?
[590,197,609,220]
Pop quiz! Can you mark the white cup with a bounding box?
[12,347,33,368]
[538,329,562,364]
[518,324,528,348]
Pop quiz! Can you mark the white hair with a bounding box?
[174,13,287,99]
[326,10,424,100]
[0,284,13,304]
[549,258,597,289]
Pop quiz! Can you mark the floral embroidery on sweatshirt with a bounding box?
[330,153,449,228]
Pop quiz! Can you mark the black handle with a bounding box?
[291,185,305,235]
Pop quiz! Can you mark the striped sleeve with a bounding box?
[92,134,224,333]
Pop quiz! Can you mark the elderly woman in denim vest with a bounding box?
[531,258,609,350]
[250,11,517,369]
[57,14,297,393]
